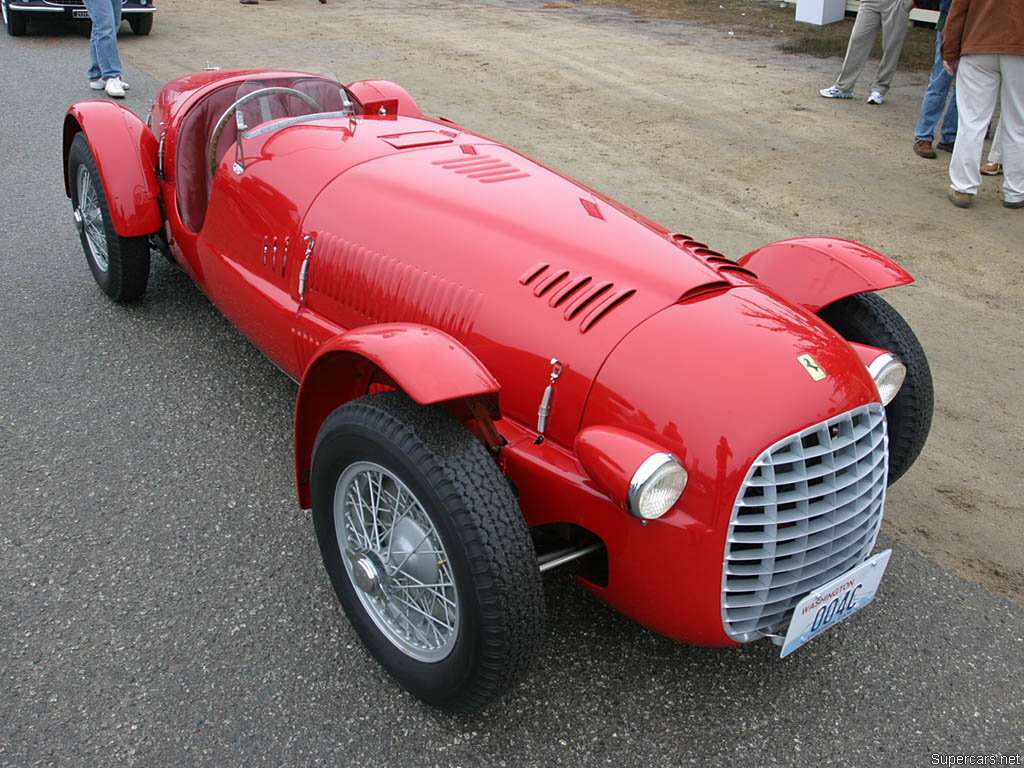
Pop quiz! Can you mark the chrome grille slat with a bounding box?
[721,404,888,643]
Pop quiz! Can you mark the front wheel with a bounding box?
[128,14,152,35]
[310,391,544,712]
[818,292,933,484]
[3,0,28,36]
[67,134,150,302]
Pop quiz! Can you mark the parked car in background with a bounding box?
[3,0,154,36]
[61,69,933,712]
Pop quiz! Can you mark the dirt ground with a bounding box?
[111,0,1022,604]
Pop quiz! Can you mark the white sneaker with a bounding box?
[867,91,884,105]
[819,86,853,99]
[105,77,126,98]
[89,78,104,90]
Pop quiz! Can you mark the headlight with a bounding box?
[627,454,688,520]
[867,353,906,406]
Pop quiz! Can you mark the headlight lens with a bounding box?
[627,453,688,520]
[868,353,906,406]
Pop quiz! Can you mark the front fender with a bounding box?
[63,101,161,238]
[739,237,913,312]
[293,323,500,508]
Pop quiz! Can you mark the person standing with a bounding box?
[942,0,1024,208]
[912,0,957,158]
[820,0,915,105]
[84,0,128,98]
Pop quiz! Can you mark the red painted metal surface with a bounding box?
[739,237,914,312]
[64,70,918,646]
[63,101,161,237]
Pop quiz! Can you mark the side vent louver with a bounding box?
[520,264,634,333]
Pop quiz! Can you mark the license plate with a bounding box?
[72,9,90,18]
[780,549,892,658]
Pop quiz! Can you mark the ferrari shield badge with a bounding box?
[797,354,826,381]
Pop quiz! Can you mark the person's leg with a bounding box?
[82,0,122,80]
[939,82,959,146]
[949,54,1000,196]
[915,30,955,141]
[870,0,910,96]
[834,0,883,92]
[987,116,1003,164]
[998,55,1024,205]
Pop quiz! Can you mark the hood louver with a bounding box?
[670,234,758,279]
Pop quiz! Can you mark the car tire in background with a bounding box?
[128,14,152,34]
[3,0,28,36]
[818,292,934,484]
[67,134,151,303]
[310,391,545,712]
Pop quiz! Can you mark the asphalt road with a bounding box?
[1,22,1022,768]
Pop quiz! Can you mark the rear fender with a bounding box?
[345,79,422,118]
[739,237,913,312]
[63,101,162,237]
[293,323,500,507]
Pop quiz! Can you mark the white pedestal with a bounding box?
[795,0,845,25]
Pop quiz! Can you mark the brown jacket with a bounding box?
[941,0,1024,60]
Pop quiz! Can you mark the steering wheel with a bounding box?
[208,87,323,176]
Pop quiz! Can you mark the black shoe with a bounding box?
[936,141,955,153]
[1004,199,1024,209]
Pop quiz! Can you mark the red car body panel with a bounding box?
[63,101,162,237]
[739,237,914,313]
[64,70,917,647]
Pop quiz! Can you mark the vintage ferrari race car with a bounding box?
[62,69,933,712]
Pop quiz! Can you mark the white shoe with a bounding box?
[89,78,104,90]
[819,86,853,99]
[867,91,884,105]
[105,77,126,98]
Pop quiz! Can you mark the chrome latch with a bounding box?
[535,358,563,443]
[298,236,315,302]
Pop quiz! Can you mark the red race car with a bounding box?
[62,69,933,712]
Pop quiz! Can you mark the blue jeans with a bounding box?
[914,30,957,144]
[83,0,122,81]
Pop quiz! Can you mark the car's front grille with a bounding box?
[721,403,888,642]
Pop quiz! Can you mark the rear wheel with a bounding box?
[3,0,28,36]
[68,134,151,302]
[818,292,933,484]
[128,14,152,34]
[311,391,544,712]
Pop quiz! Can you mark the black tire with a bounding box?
[128,14,152,35]
[311,391,544,712]
[4,0,28,36]
[68,133,151,302]
[818,292,933,484]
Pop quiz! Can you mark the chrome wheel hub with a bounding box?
[335,461,459,662]
[347,550,384,596]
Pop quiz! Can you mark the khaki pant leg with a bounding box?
[835,0,883,93]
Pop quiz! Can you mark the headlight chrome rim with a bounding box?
[627,453,688,520]
[867,353,906,407]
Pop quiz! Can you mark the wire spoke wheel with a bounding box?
[77,165,109,272]
[311,391,544,712]
[66,134,150,303]
[336,461,459,661]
